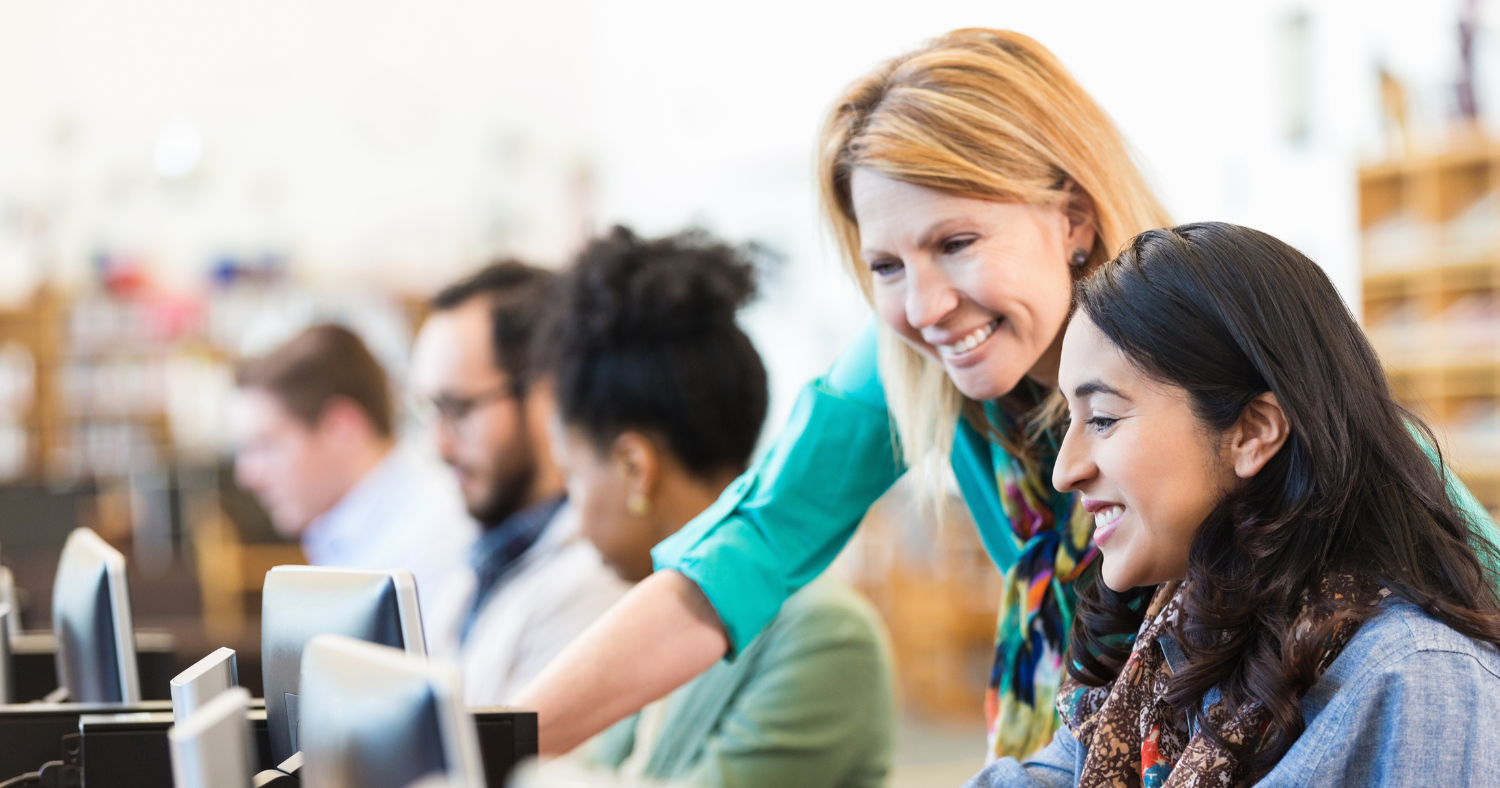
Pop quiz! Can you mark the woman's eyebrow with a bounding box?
[1073,380,1130,401]
[914,219,967,250]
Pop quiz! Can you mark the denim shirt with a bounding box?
[965,599,1500,788]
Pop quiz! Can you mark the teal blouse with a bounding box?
[652,324,1500,655]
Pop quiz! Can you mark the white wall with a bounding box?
[0,0,594,295]
[0,0,1491,432]
[576,0,1488,430]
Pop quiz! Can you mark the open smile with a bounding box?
[1083,500,1126,546]
[936,318,1001,358]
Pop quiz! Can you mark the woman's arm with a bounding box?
[961,727,1081,788]
[515,570,726,754]
[516,325,904,754]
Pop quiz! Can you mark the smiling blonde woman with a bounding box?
[514,30,1499,766]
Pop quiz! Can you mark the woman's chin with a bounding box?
[947,366,1027,401]
[1098,557,1143,594]
[1099,570,1132,593]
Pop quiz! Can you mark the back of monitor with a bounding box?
[170,647,238,724]
[169,686,254,788]
[0,565,19,639]
[0,602,12,704]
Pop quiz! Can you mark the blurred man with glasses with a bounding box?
[411,262,627,706]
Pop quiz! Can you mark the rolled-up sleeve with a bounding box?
[651,325,903,654]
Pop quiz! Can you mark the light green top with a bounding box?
[583,578,896,788]
[652,325,1500,655]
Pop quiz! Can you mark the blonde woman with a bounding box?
[517,29,1497,763]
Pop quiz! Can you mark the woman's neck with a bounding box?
[1025,323,1068,388]
[653,465,741,542]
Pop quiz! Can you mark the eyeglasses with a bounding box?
[414,385,515,426]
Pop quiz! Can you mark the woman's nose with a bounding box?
[1052,420,1096,494]
[904,261,961,330]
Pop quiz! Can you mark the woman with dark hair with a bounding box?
[535,227,896,788]
[970,222,1500,787]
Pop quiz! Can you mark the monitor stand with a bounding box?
[253,751,303,787]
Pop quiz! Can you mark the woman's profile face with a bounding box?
[1051,313,1236,591]
[850,169,1095,399]
[547,418,661,583]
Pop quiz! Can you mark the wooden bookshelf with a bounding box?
[838,477,1001,722]
[0,290,64,482]
[1360,143,1500,516]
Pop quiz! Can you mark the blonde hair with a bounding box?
[817,29,1171,490]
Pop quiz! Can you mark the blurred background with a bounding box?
[0,0,1495,782]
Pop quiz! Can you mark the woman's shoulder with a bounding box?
[1262,601,1500,786]
[762,577,890,651]
[1310,599,1500,715]
[1300,600,1500,736]
[1332,598,1500,678]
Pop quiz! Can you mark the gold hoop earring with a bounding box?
[627,492,651,516]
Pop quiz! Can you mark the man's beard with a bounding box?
[468,430,541,529]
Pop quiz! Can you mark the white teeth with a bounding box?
[1093,506,1124,529]
[939,320,998,355]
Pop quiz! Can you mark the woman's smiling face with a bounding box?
[1051,312,1238,591]
[850,169,1096,398]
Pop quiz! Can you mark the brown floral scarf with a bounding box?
[1055,577,1386,788]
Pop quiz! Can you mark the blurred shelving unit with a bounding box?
[0,290,62,484]
[838,476,1001,722]
[1361,142,1500,516]
[0,284,312,648]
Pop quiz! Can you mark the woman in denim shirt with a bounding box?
[971,223,1500,788]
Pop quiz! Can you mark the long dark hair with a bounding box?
[535,226,768,478]
[1067,222,1500,780]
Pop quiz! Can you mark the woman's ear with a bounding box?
[1228,392,1290,479]
[1064,180,1098,252]
[613,432,661,501]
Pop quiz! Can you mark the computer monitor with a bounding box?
[168,686,254,788]
[298,635,483,788]
[261,566,424,767]
[0,602,13,705]
[52,527,139,704]
[171,647,239,724]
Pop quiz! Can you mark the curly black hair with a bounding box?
[535,226,768,478]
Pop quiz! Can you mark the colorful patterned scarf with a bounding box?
[1056,576,1384,788]
[984,409,1097,761]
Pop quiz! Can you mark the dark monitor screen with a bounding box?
[260,567,423,767]
[299,635,480,788]
[52,528,139,704]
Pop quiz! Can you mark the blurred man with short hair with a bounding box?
[411,262,627,706]
[231,324,478,631]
